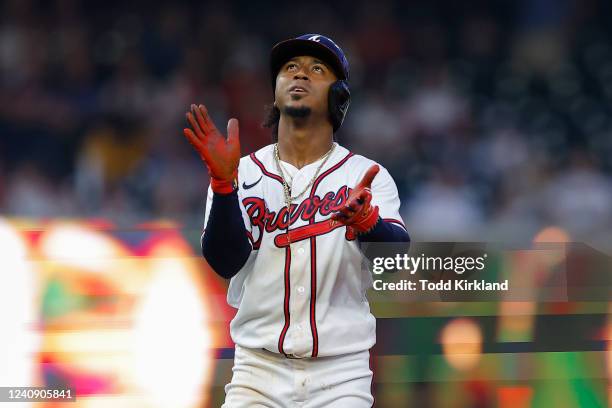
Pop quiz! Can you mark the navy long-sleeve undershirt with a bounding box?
[358,217,411,243]
[201,191,252,279]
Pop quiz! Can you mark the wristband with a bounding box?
[210,168,238,194]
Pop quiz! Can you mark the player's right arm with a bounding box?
[184,104,251,279]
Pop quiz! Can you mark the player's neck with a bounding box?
[277,119,334,169]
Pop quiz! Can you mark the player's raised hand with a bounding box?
[183,104,241,194]
[331,164,381,233]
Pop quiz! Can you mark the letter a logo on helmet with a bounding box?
[307,35,321,42]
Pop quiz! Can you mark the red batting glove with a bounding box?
[331,165,381,234]
[183,104,241,194]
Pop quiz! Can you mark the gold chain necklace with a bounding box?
[273,142,336,213]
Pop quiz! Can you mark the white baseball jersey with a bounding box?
[203,142,406,358]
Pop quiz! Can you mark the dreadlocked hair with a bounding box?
[262,103,280,142]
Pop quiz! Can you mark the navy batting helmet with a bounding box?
[270,34,351,132]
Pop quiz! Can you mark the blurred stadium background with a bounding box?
[0,0,610,407]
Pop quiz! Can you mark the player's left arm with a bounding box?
[332,163,410,242]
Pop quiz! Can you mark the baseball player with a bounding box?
[183,34,410,407]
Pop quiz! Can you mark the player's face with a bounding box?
[275,55,338,117]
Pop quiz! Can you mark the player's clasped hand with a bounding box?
[331,164,381,234]
[183,104,241,194]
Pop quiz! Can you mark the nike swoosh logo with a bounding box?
[242,175,263,190]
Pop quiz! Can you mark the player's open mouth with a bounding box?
[289,86,308,94]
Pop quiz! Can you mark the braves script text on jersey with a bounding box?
[203,143,407,358]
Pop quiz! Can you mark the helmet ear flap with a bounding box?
[328,80,351,133]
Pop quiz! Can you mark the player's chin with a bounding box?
[285,100,311,110]
[283,101,313,118]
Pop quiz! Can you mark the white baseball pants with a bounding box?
[221,345,374,407]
